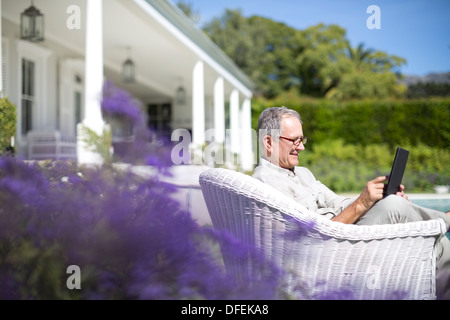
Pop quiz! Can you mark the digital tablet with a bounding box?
[384,147,409,196]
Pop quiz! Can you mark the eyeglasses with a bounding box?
[279,136,308,147]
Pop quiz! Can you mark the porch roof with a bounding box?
[145,0,254,91]
[2,0,254,102]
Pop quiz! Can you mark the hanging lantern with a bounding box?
[122,47,135,83]
[21,1,44,42]
[176,85,186,105]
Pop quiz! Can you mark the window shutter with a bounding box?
[1,39,8,96]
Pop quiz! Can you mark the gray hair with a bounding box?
[257,106,302,142]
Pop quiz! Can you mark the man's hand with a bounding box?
[396,184,409,200]
[359,175,388,209]
[332,176,387,224]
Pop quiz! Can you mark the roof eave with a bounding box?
[144,0,255,92]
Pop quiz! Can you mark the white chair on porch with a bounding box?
[199,167,446,300]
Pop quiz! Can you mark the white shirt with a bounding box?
[252,158,354,219]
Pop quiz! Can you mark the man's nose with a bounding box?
[296,142,305,151]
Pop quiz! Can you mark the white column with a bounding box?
[77,0,106,165]
[0,0,3,96]
[192,61,205,146]
[229,89,240,156]
[240,97,254,171]
[213,77,225,144]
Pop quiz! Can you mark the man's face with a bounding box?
[271,116,305,170]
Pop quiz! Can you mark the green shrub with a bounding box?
[252,97,450,149]
[79,124,113,165]
[0,96,17,154]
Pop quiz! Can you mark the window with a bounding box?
[17,40,52,144]
[74,91,82,134]
[147,103,172,140]
[74,74,83,135]
[21,58,35,135]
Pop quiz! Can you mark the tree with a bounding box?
[347,43,375,71]
[406,81,450,98]
[203,10,304,98]
[326,42,407,99]
[202,10,407,100]
[175,1,200,25]
[296,24,352,97]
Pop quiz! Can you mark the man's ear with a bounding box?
[262,135,272,154]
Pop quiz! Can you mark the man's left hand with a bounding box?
[396,184,409,200]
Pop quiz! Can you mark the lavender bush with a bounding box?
[0,155,284,300]
[0,81,286,299]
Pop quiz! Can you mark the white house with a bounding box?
[0,0,256,171]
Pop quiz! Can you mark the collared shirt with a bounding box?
[252,158,354,219]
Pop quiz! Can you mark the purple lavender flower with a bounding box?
[0,155,283,300]
[101,80,174,167]
[101,80,143,126]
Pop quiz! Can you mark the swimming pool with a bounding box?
[410,195,450,213]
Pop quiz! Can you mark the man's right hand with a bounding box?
[359,175,388,209]
[331,176,387,224]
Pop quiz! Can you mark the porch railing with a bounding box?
[27,131,77,161]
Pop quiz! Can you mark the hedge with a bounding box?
[252,97,450,149]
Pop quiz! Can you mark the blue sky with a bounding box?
[185,0,450,76]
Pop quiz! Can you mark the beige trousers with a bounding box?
[356,195,450,299]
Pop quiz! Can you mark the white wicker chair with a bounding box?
[199,168,447,300]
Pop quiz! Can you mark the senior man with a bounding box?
[253,106,450,298]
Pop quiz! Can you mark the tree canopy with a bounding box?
[200,9,407,100]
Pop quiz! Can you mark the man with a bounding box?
[253,106,450,298]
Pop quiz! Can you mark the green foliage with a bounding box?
[253,98,450,149]
[203,11,300,98]
[2,240,73,299]
[406,81,450,99]
[80,124,113,165]
[0,96,17,154]
[203,10,406,100]
[175,0,200,24]
[327,70,405,100]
